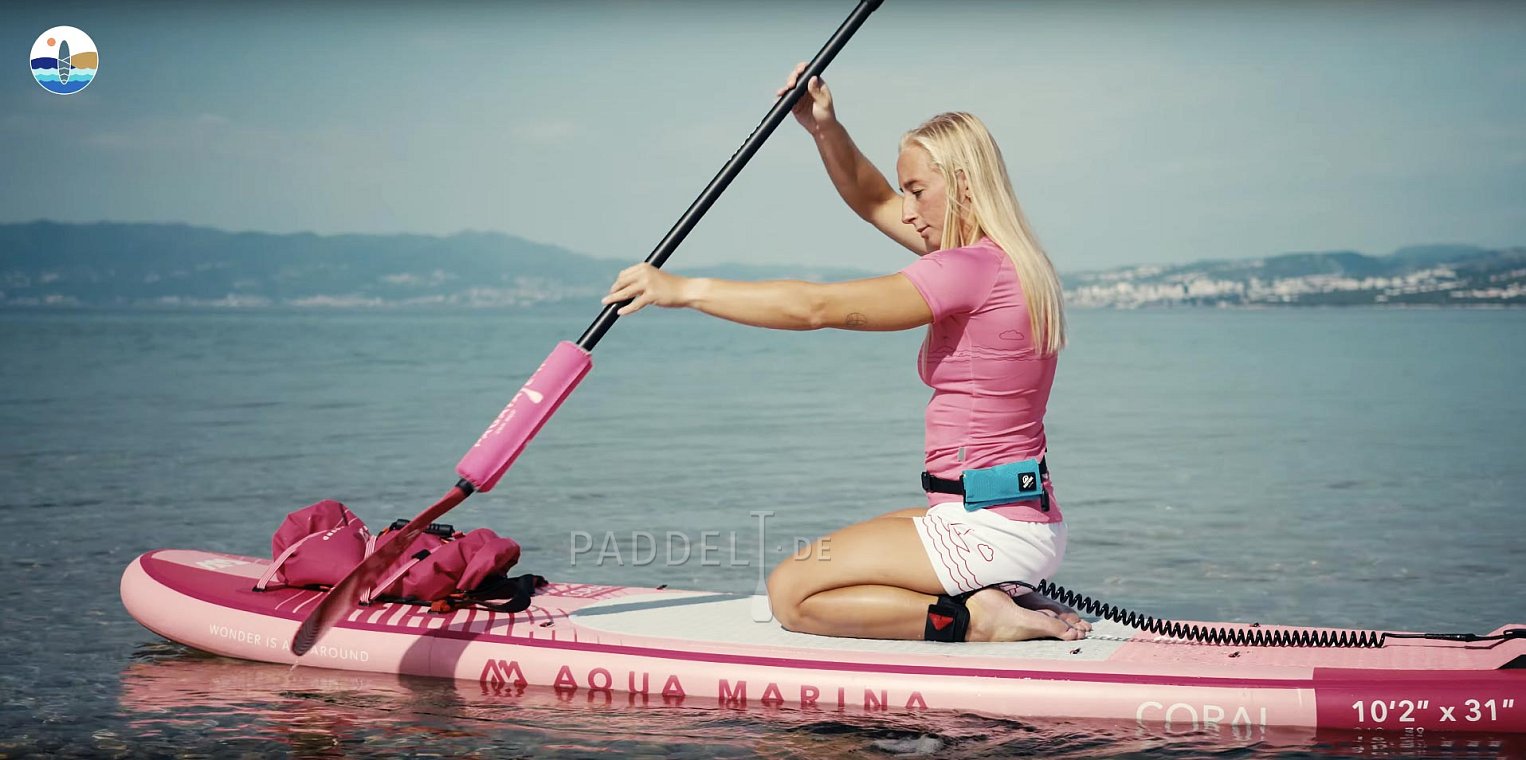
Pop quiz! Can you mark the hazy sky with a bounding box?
[3,1,1523,273]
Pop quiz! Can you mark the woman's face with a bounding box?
[896,145,950,252]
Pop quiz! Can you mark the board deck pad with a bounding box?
[121,549,1526,733]
[573,592,1135,661]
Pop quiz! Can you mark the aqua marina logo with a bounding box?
[31,26,98,95]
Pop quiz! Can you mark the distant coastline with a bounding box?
[1064,245,1525,308]
[2,221,1520,309]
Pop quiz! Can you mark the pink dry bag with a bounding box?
[257,500,372,590]
[257,500,538,612]
[370,528,522,602]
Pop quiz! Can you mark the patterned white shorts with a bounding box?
[912,501,1067,596]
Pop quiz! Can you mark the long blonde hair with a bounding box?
[900,112,1066,355]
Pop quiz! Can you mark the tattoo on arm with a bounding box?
[845,312,868,328]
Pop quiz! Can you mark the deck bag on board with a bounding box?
[369,527,543,613]
[255,499,373,591]
[364,524,450,596]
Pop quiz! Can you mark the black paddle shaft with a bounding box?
[576,0,885,351]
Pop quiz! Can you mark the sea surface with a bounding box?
[1,305,1522,758]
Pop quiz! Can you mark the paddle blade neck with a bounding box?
[455,341,592,493]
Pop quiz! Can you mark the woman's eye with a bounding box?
[912,190,923,198]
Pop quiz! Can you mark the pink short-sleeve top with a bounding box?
[898,238,1061,523]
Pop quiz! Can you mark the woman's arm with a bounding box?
[810,121,923,255]
[603,263,932,332]
[781,64,925,256]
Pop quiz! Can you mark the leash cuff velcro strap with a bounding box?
[924,594,971,642]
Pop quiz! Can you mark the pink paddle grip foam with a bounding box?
[455,340,592,493]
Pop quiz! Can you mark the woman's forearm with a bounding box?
[683,277,823,331]
[812,121,899,221]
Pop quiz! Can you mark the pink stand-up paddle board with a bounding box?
[122,549,1526,733]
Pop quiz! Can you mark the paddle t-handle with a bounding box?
[292,0,886,658]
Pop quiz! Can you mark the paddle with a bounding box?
[291,0,887,657]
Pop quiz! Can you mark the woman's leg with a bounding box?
[871,506,928,520]
[766,513,1079,642]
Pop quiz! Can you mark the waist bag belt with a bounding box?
[921,457,1049,512]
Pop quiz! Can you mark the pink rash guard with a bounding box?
[898,238,1062,524]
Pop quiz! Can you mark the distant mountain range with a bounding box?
[0,221,872,308]
[1065,244,1526,307]
[2,221,1520,308]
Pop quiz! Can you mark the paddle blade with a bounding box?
[456,340,592,493]
[290,485,468,656]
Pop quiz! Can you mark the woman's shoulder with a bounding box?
[906,239,1005,275]
[926,237,1005,261]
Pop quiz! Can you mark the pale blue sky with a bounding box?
[3,1,1523,272]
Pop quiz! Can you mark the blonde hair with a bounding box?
[900,112,1066,355]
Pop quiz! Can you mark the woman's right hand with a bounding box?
[777,61,836,134]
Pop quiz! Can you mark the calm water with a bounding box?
[1,306,1523,758]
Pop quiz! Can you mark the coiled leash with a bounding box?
[991,580,1526,648]
[923,582,1524,647]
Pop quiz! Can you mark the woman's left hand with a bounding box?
[602,263,692,316]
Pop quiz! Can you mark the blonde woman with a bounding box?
[602,64,1087,643]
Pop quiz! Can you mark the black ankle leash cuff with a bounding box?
[924,593,971,642]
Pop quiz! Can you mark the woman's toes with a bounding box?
[967,589,1085,642]
[1007,604,1074,640]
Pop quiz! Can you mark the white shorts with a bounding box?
[913,501,1067,596]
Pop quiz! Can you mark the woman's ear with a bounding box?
[950,168,977,244]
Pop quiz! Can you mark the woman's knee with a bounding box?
[766,545,826,629]
[766,566,803,629]
[765,518,939,628]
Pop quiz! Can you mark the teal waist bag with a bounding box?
[920,457,1051,511]
[961,458,1046,511]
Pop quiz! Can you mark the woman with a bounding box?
[602,64,1088,643]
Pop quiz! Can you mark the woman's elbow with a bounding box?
[799,285,831,331]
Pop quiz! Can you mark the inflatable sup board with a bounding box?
[121,549,1525,733]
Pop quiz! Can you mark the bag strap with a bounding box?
[253,531,325,592]
[361,549,433,604]
[460,573,547,613]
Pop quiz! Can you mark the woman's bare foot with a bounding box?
[1008,589,1093,636]
[965,588,1082,642]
